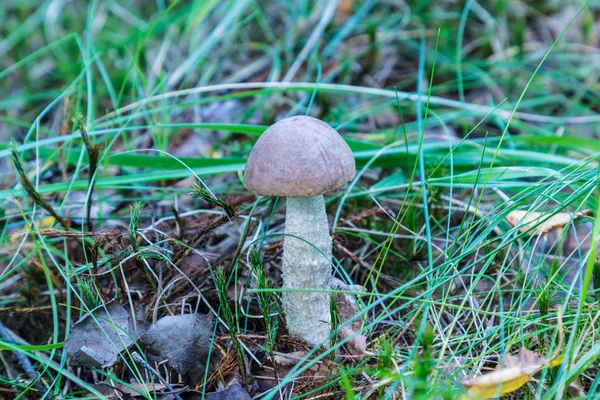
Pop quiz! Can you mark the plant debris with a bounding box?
[505,209,590,235]
[64,301,144,368]
[461,348,563,399]
[141,313,214,375]
[330,277,368,355]
[96,382,188,399]
[3,1,600,398]
[206,380,251,400]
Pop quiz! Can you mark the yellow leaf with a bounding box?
[461,349,562,400]
[462,368,531,399]
[547,355,564,368]
[40,216,56,228]
[505,210,589,235]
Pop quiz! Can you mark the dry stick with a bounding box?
[131,352,184,400]
[11,145,69,229]
[333,239,407,289]
[9,228,121,241]
[333,240,374,273]
[158,213,237,309]
[0,305,53,314]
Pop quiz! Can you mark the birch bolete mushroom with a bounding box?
[244,116,355,346]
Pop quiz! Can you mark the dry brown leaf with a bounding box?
[330,278,368,356]
[505,209,589,235]
[340,326,367,354]
[461,349,563,400]
[567,376,586,398]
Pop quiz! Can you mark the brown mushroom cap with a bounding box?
[244,116,356,197]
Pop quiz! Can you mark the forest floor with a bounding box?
[1,1,600,399]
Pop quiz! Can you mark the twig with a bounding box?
[9,228,121,240]
[131,352,184,400]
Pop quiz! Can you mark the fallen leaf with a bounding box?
[141,313,213,375]
[64,301,139,368]
[461,348,563,399]
[567,376,586,398]
[339,326,367,354]
[96,382,186,399]
[330,278,368,355]
[505,209,589,236]
[206,380,251,400]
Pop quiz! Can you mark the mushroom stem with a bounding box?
[282,195,332,347]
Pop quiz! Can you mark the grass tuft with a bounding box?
[213,266,246,381]
[72,114,100,231]
[10,143,68,228]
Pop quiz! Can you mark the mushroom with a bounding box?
[244,116,355,346]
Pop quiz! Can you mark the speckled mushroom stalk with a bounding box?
[281,195,332,346]
[244,116,355,347]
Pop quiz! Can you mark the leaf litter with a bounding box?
[3,2,600,397]
[460,348,563,400]
[505,209,590,236]
[65,303,214,377]
[64,301,145,368]
[141,313,214,375]
[330,277,368,356]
